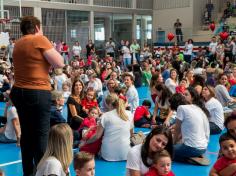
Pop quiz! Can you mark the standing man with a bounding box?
[174,19,183,43]
[6,38,15,66]
[10,16,64,176]
[105,37,116,58]
[123,73,139,112]
[130,39,140,65]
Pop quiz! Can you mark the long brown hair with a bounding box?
[71,78,84,98]
[141,126,173,167]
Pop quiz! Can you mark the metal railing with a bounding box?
[153,0,190,10]
[93,0,132,8]
[40,0,89,4]
[136,0,153,9]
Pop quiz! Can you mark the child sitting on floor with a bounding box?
[78,106,102,154]
[50,90,66,127]
[81,88,101,116]
[144,150,175,176]
[73,151,95,176]
[209,133,236,176]
[134,100,152,128]
[175,78,187,94]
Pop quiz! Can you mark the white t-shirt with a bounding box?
[72,45,82,57]
[36,156,68,176]
[100,109,134,161]
[177,104,210,149]
[126,85,139,112]
[205,97,224,130]
[122,46,132,59]
[126,144,150,176]
[87,78,103,97]
[165,78,178,94]
[184,43,193,55]
[5,106,18,140]
[209,42,217,54]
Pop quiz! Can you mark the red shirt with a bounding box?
[213,156,236,175]
[81,98,98,111]
[78,117,97,139]
[79,117,102,155]
[134,106,150,121]
[62,45,69,52]
[229,79,236,86]
[144,167,175,176]
[78,60,85,67]
[175,86,186,94]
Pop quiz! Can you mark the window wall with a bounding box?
[67,11,89,48]
[42,8,66,43]
[113,14,132,43]
[136,15,152,47]
[94,12,113,53]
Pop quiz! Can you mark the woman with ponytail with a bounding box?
[80,93,134,161]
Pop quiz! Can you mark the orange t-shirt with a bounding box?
[13,35,53,90]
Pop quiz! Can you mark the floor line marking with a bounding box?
[0,160,22,167]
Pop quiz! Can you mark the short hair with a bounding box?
[123,72,134,82]
[73,151,94,170]
[224,111,236,129]
[219,133,235,146]
[169,93,188,111]
[51,90,63,102]
[142,99,151,108]
[20,16,40,35]
[152,150,171,164]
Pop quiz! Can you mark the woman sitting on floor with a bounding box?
[126,125,173,176]
[0,96,21,146]
[201,85,224,134]
[80,93,133,161]
[169,89,210,165]
[215,73,236,108]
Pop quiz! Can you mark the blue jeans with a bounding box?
[210,122,222,134]
[174,143,206,162]
[0,133,16,143]
[10,87,51,176]
[131,53,140,65]
[124,58,131,68]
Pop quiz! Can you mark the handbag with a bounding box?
[130,131,146,146]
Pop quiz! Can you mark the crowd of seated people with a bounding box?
[1,19,236,175]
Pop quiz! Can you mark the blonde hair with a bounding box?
[37,123,73,173]
[73,151,94,170]
[153,150,171,164]
[105,93,128,121]
[54,68,63,75]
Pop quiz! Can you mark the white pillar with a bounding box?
[89,11,94,42]
[0,0,4,19]
[19,0,22,17]
[132,14,137,40]
[34,7,42,31]
[88,0,93,5]
[131,0,136,9]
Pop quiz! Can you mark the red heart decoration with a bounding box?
[167,32,175,41]
[220,32,229,40]
[209,23,215,32]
